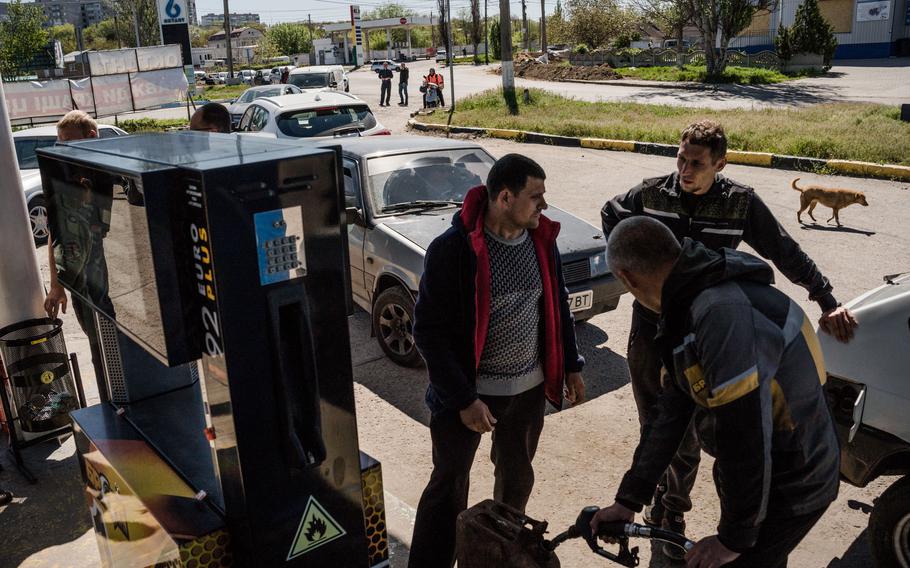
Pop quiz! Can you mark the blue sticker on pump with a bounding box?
[254,207,306,286]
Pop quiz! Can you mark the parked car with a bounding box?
[193,70,206,83]
[822,271,910,567]
[14,123,129,246]
[217,71,229,84]
[309,136,626,366]
[236,92,389,139]
[227,84,303,129]
[370,60,401,73]
[239,69,255,84]
[269,66,296,83]
[435,48,448,63]
[287,65,349,92]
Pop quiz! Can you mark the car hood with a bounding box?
[380,206,605,258]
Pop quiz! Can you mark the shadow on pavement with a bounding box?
[0,434,93,568]
[799,223,876,236]
[632,81,841,107]
[570,320,630,403]
[825,529,873,567]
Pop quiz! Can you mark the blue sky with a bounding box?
[194,0,551,25]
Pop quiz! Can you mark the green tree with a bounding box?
[267,22,312,55]
[83,19,122,50]
[49,24,77,54]
[469,0,482,62]
[565,0,637,50]
[687,0,775,77]
[0,0,49,79]
[490,19,501,59]
[547,0,569,45]
[636,0,692,67]
[787,0,837,66]
[104,0,161,47]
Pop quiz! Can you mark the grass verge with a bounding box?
[419,89,910,166]
[193,83,249,101]
[615,65,822,84]
[118,118,188,133]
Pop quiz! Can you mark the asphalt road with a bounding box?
[3,60,909,568]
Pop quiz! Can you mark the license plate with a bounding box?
[568,290,594,313]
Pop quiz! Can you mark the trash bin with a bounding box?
[0,318,80,435]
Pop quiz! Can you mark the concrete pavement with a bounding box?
[2,58,908,568]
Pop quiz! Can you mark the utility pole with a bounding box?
[483,0,488,64]
[446,0,454,109]
[307,13,314,60]
[132,2,141,47]
[500,0,514,91]
[114,14,123,48]
[521,0,528,51]
[223,1,234,79]
[540,0,546,60]
[431,10,435,50]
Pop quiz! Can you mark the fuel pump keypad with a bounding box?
[254,207,307,286]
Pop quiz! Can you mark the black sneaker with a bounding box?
[661,512,687,561]
[0,490,12,506]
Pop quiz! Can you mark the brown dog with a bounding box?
[792,178,868,226]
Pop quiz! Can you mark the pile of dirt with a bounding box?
[509,60,622,81]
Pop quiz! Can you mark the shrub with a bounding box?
[775,23,794,61]
[786,0,838,67]
[574,43,589,54]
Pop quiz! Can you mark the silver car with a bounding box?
[313,136,626,367]
[226,84,302,129]
[14,123,128,246]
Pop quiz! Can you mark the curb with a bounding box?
[407,119,910,182]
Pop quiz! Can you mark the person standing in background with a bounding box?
[398,62,410,106]
[378,62,393,107]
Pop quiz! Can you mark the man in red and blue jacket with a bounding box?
[407,154,586,568]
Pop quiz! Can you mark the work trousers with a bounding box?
[726,506,828,568]
[399,82,408,104]
[628,302,701,514]
[408,383,546,568]
[380,80,391,105]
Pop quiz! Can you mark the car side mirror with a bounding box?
[345,206,364,226]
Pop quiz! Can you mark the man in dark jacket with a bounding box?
[398,62,409,106]
[600,120,855,557]
[408,154,586,568]
[591,217,839,568]
[378,62,393,106]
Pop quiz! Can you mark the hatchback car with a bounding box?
[14,123,129,246]
[237,92,389,139]
[227,84,303,129]
[822,271,910,567]
[310,136,626,366]
[288,65,349,93]
[370,60,401,73]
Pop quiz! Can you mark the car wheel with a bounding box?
[28,195,49,246]
[869,475,910,568]
[373,286,422,367]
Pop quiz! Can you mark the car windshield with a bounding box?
[367,148,494,212]
[239,87,282,103]
[289,73,329,89]
[276,104,376,138]
[15,136,56,170]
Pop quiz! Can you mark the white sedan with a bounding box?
[14,123,128,246]
[236,92,389,139]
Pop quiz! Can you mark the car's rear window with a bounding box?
[239,87,283,103]
[276,105,377,138]
[15,137,56,169]
[289,73,329,89]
